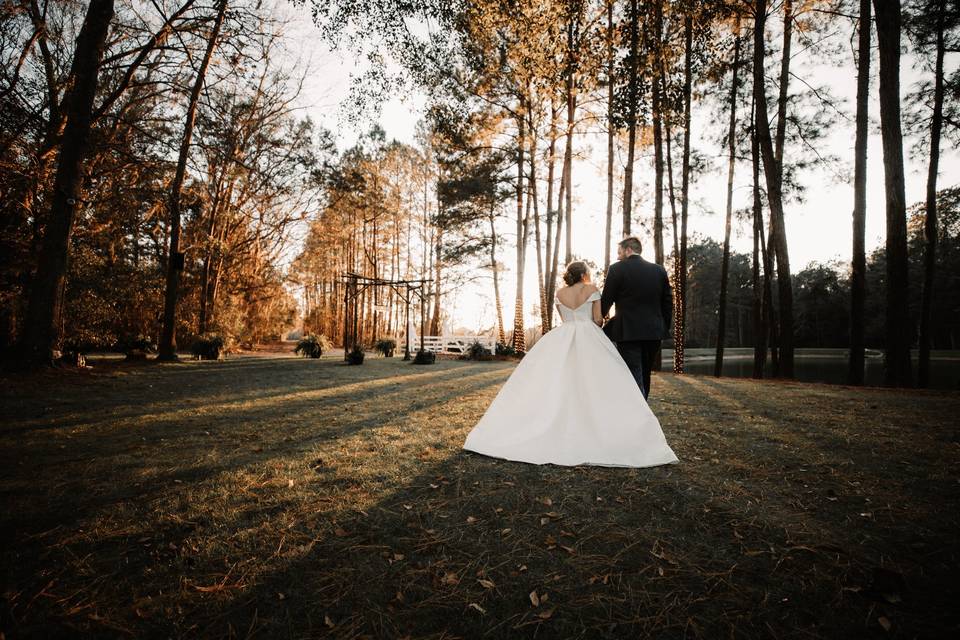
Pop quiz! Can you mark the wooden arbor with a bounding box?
[338,272,430,361]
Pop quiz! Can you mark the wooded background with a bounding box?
[0,0,957,387]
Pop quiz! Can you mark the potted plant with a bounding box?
[118,334,156,361]
[412,349,435,365]
[466,340,492,361]
[495,342,516,356]
[295,334,327,358]
[347,345,365,365]
[191,333,226,360]
[375,337,397,358]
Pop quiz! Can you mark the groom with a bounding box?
[601,236,673,399]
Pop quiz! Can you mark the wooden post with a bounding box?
[404,284,411,360]
[420,284,426,354]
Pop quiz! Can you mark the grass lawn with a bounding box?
[1,355,958,639]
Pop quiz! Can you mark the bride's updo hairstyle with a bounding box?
[563,261,589,286]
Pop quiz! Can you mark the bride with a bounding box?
[463,261,678,468]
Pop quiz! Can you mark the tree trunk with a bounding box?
[753,0,795,378]
[513,111,527,353]
[604,0,615,270]
[715,22,740,378]
[546,170,565,328]
[563,12,578,264]
[774,0,792,172]
[674,15,693,375]
[849,0,871,385]
[622,0,640,238]
[872,0,912,387]
[751,92,767,378]
[651,0,665,265]
[919,0,946,388]
[20,0,115,365]
[544,97,559,331]
[665,112,680,261]
[430,228,442,335]
[157,0,227,360]
[489,212,506,344]
[528,107,547,329]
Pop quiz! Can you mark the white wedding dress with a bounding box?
[463,291,679,468]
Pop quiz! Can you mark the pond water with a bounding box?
[662,349,960,391]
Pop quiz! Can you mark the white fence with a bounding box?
[414,335,496,354]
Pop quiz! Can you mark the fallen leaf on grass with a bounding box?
[469,603,486,614]
[540,497,552,506]
[529,590,540,607]
[478,579,496,589]
[537,608,555,620]
[878,616,891,632]
[324,614,335,628]
[442,572,460,586]
[466,516,478,524]
[334,527,349,537]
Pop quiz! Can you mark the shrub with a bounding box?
[57,349,86,368]
[115,334,156,360]
[295,334,329,358]
[495,342,516,356]
[375,337,397,357]
[412,349,435,365]
[191,333,226,360]
[467,340,492,361]
[347,345,365,365]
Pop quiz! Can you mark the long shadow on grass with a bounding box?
[152,376,957,639]
[0,358,476,435]
[0,363,514,540]
[3,366,958,639]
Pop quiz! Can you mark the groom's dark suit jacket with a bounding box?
[600,255,673,342]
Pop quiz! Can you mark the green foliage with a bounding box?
[466,340,491,360]
[116,334,157,356]
[191,334,227,361]
[375,338,397,357]
[295,334,330,358]
[412,349,436,365]
[347,345,365,365]
[495,342,516,356]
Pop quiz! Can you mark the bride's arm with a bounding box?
[592,300,603,325]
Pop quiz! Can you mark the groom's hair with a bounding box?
[619,236,642,254]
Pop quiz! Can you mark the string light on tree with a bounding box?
[513,303,526,354]
[673,260,685,374]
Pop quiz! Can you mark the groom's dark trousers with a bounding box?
[615,340,661,400]
[601,254,673,400]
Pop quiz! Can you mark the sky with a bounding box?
[278,2,959,335]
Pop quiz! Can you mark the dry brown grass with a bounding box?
[1,355,958,639]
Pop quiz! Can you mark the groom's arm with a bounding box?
[660,267,673,335]
[600,263,621,318]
